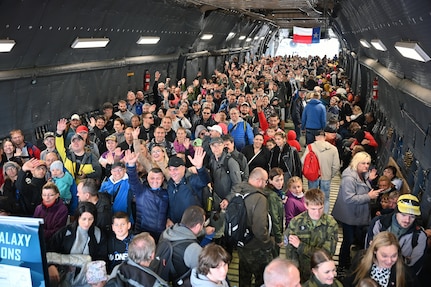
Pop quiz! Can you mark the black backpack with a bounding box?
[149,238,196,287]
[224,192,258,247]
[223,152,249,181]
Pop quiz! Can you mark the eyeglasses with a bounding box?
[203,112,211,115]
[152,149,163,154]
[146,116,154,119]
[111,168,124,173]
[199,132,206,136]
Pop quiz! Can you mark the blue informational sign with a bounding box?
[0,216,47,287]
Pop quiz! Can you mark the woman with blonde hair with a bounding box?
[343,231,414,287]
[332,151,382,271]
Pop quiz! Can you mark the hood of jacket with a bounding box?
[190,268,229,287]
[287,130,297,141]
[306,98,322,105]
[161,223,197,242]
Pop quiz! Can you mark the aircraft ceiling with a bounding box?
[0,0,430,90]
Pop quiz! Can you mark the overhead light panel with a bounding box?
[226,32,236,41]
[238,35,246,40]
[360,39,371,48]
[200,34,213,40]
[394,41,431,62]
[245,38,252,42]
[137,36,160,45]
[371,39,387,51]
[71,38,109,49]
[0,39,16,52]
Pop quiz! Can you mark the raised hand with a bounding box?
[56,118,68,134]
[123,150,139,166]
[132,127,140,140]
[188,146,205,169]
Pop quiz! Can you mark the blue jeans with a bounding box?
[307,179,331,213]
[339,223,367,268]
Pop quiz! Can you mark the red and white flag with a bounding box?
[293,26,321,44]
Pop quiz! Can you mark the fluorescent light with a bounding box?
[371,39,387,51]
[254,36,259,40]
[360,39,371,48]
[71,38,109,49]
[0,39,16,52]
[136,36,160,45]
[200,34,213,40]
[245,38,252,42]
[238,35,246,40]
[394,42,431,62]
[226,32,236,41]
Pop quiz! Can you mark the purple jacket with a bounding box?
[284,190,306,228]
[33,199,68,240]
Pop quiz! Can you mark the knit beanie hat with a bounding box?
[86,260,108,284]
[50,160,64,172]
[3,161,20,177]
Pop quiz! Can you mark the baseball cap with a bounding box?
[241,102,250,107]
[70,114,80,121]
[71,134,84,142]
[76,125,89,133]
[105,134,117,142]
[44,132,55,140]
[192,100,200,105]
[102,102,114,110]
[397,194,420,216]
[208,125,223,135]
[168,156,185,167]
[193,138,203,147]
[324,126,337,133]
[111,162,125,169]
[209,137,224,145]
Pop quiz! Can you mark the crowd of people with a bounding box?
[0,54,429,287]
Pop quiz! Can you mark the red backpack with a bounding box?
[302,144,320,181]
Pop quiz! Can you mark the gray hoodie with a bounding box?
[160,223,201,270]
[190,268,229,287]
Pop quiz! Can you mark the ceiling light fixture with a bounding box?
[371,39,387,51]
[71,38,110,49]
[136,36,160,45]
[200,34,213,40]
[226,32,236,41]
[238,35,246,40]
[245,38,252,42]
[0,39,16,52]
[359,39,371,48]
[394,41,431,62]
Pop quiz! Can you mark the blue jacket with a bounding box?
[127,164,168,235]
[167,167,210,223]
[227,119,254,151]
[100,174,133,224]
[301,99,326,130]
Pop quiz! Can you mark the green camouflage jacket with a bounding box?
[284,211,338,281]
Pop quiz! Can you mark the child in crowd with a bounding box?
[287,130,301,152]
[375,190,399,216]
[284,176,306,228]
[49,160,73,205]
[266,138,276,151]
[264,127,276,145]
[107,212,134,273]
[86,260,108,287]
